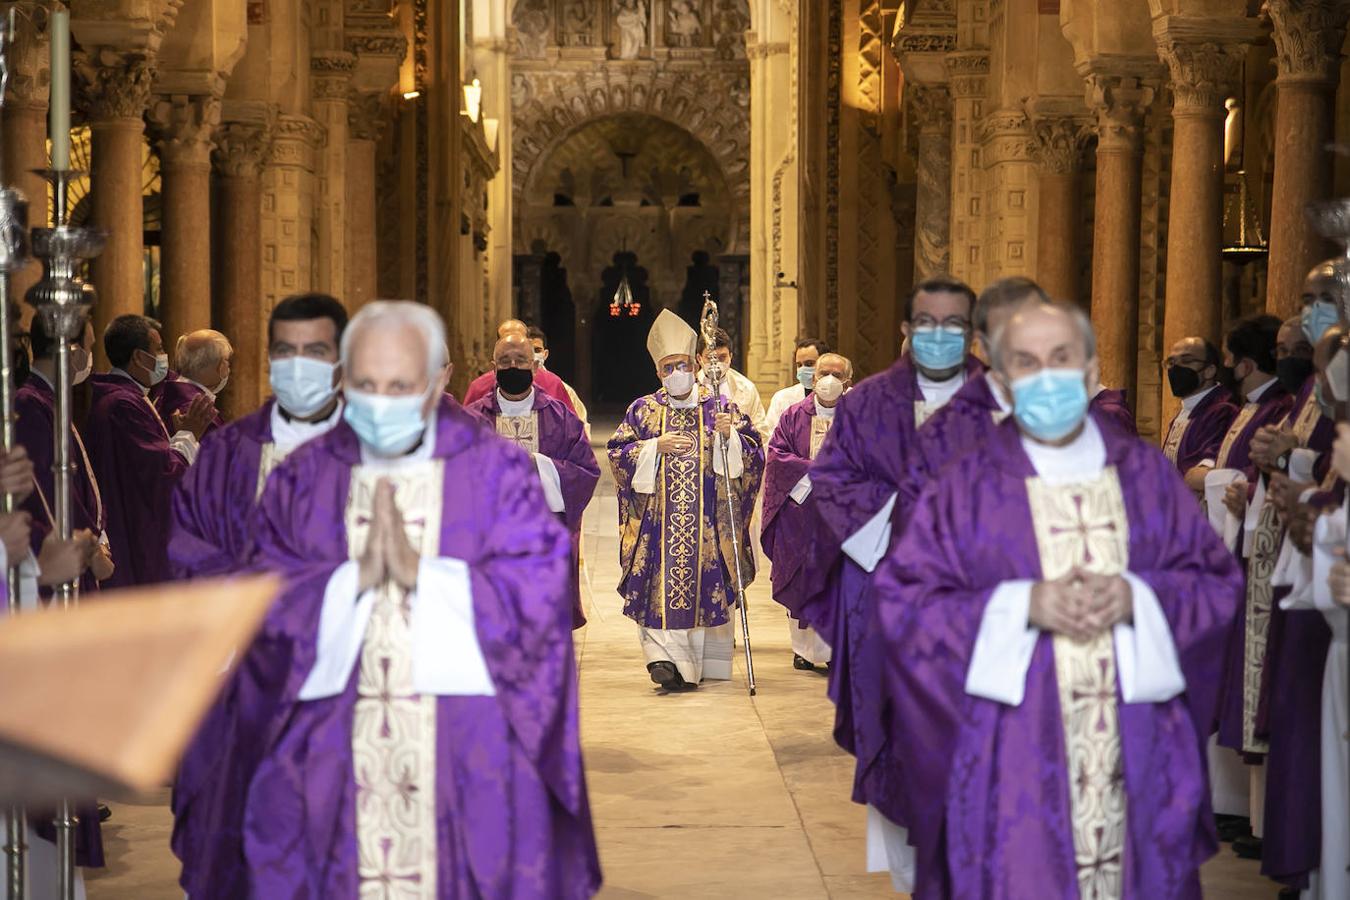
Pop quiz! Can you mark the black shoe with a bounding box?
[793,654,817,672]
[1232,834,1262,860]
[97,804,111,823]
[648,661,677,686]
[1216,815,1250,843]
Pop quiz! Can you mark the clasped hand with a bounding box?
[1249,425,1298,470]
[357,478,421,594]
[1029,568,1133,642]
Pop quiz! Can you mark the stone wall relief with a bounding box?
[507,0,747,60]
[614,0,648,60]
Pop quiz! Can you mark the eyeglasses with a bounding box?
[660,361,693,376]
[911,316,970,332]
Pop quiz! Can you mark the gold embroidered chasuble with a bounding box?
[1025,468,1130,900]
[495,410,540,454]
[809,415,832,460]
[345,459,446,898]
[1239,396,1326,753]
[1162,411,1189,464]
[1215,403,1260,469]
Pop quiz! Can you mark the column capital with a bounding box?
[1268,0,1350,86]
[149,94,221,169]
[1084,71,1158,152]
[311,51,358,101]
[1028,114,1092,175]
[943,51,989,99]
[212,120,272,179]
[907,83,952,134]
[269,114,325,171]
[1152,17,1264,114]
[347,91,392,143]
[75,47,157,122]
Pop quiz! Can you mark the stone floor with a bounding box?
[84,435,1278,898]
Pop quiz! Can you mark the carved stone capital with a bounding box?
[269,114,325,170]
[311,52,358,101]
[345,32,409,60]
[908,84,952,135]
[3,6,50,110]
[75,48,157,122]
[1268,0,1350,85]
[212,121,272,179]
[149,94,221,168]
[347,91,390,142]
[1085,73,1157,152]
[1028,114,1093,175]
[1154,34,1250,113]
[944,51,989,99]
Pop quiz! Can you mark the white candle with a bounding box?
[48,7,70,171]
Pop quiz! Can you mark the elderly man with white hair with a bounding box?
[153,328,232,436]
[872,300,1242,898]
[172,300,601,899]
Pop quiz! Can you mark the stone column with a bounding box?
[311,52,356,297]
[945,52,990,285]
[2,17,49,315]
[77,50,156,357]
[211,121,270,419]
[1266,0,1350,318]
[150,94,220,344]
[1085,72,1156,395]
[345,92,386,310]
[1029,115,1090,304]
[909,85,953,281]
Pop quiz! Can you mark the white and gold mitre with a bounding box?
[646,308,698,367]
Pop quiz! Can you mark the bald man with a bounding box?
[154,328,231,436]
[1161,336,1239,486]
[467,333,599,628]
[462,320,577,413]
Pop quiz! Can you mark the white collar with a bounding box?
[1245,376,1276,404]
[814,396,836,419]
[1020,417,1107,486]
[359,409,439,469]
[668,389,700,409]
[496,388,535,417]
[270,398,344,452]
[916,369,965,410]
[1181,383,1218,414]
[110,367,150,395]
[988,376,1012,413]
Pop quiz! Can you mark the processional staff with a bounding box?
[698,290,757,696]
[0,4,105,899]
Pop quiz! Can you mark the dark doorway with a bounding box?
[676,250,720,332]
[539,252,577,383]
[591,251,659,411]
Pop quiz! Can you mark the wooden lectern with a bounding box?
[0,576,279,806]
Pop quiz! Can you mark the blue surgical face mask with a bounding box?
[797,365,815,391]
[1010,368,1090,442]
[344,388,430,456]
[270,356,339,418]
[149,352,169,386]
[1302,300,1339,344]
[910,326,967,372]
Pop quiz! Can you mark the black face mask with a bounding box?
[495,366,534,396]
[1276,356,1315,395]
[1166,365,1202,399]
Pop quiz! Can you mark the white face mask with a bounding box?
[533,351,546,367]
[663,369,696,397]
[815,374,845,403]
[149,352,169,386]
[73,347,92,385]
[270,356,339,418]
[212,374,229,395]
[343,387,431,457]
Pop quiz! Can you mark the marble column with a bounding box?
[77,50,156,359]
[1266,0,1350,318]
[1155,32,1252,427]
[1085,72,1155,396]
[150,94,220,344]
[211,121,270,419]
[345,92,386,310]
[311,52,356,297]
[2,18,49,317]
[908,85,953,281]
[1029,115,1089,304]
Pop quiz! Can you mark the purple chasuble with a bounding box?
[167,400,274,579]
[172,399,601,899]
[1213,380,1294,481]
[874,412,1242,899]
[761,395,823,600]
[783,353,984,825]
[1163,386,1240,476]
[607,388,763,631]
[152,378,225,436]
[83,373,189,587]
[1092,387,1137,435]
[467,390,600,628]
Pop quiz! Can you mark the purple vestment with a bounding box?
[151,378,224,437]
[607,388,763,630]
[1214,381,1294,480]
[467,390,600,628]
[167,400,274,579]
[1164,386,1240,475]
[83,373,189,587]
[782,354,984,825]
[1093,387,1137,434]
[760,395,822,600]
[172,400,601,898]
[874,412,1243,898]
